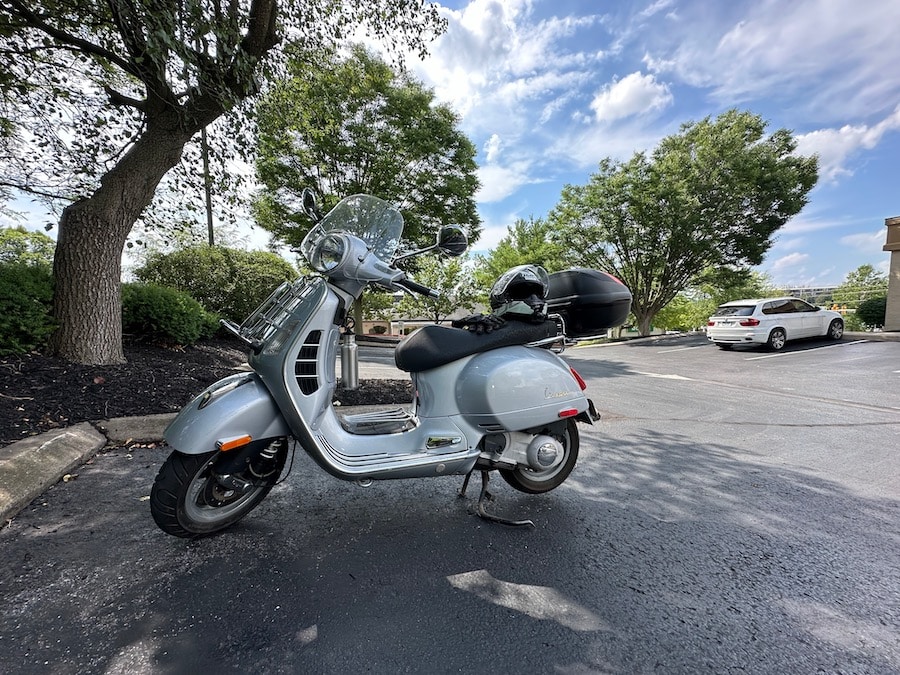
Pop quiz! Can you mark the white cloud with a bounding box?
[771,252,809,274]
[483,134,502,163]
[590,72,673,123]
[840,230,887,254]
[476,161,534,203]
[795,106,900,181]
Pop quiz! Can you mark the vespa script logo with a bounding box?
[544,386,574,400]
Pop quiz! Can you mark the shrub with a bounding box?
[0,263,55,355]
[135,246,297,322]
[856,296,887,329]
[121,283,217,346]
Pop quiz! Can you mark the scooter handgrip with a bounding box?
[398,278,440,298]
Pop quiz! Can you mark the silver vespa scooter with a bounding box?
[150,193,613,538]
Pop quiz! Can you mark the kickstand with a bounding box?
[459,470,534,528]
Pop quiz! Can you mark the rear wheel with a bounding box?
[827,318,844,340]
[150,438,288,538]
[499,420,579,494]
[767,328,787,351]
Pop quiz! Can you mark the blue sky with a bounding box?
[390,0,900,287]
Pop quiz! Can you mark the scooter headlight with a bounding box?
[309,233,347,272]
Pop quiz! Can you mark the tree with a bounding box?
[832,264,888,309]
[254,45,480,251]
[475,216,566,293]
[0,1,445,364]
[856,296,887,329]
[395,255,480,325]
[549,110,818,335]
[654,269,777,332]
[0,226,54,267]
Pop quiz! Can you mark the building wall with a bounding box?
[884,217,900,331]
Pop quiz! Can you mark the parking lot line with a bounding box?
[743,340,869,360]
[656,345,705,353]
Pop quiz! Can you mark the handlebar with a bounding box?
[396,277,440,298]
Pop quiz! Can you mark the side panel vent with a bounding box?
[295,330,322,395]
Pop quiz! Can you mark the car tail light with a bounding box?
[707,320,715,326]
[739,318,760,326]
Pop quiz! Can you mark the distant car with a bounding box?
[706,297,844,351]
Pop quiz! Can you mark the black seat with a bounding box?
[394,320,557,373]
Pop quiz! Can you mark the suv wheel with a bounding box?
[767,328,787,351]
[827,319,844,340]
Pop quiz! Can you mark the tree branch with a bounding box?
[3,0,140,79]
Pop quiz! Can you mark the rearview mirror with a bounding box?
[301,188,323,223]
[437,225,467,257]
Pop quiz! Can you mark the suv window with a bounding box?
[762,300,794,315]
[713,305,755,317]
[790,299,816,312]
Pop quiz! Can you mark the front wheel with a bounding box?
[499,419,579,494]
[150,438,288,538]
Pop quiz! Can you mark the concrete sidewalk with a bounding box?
[2,331,897,525]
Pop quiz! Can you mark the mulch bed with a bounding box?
[0,336,410,447]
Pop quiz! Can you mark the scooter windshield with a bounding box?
[300,194,403,265]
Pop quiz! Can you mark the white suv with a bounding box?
[706,297,844,351]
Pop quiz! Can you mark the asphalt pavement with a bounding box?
[2,331,897,525]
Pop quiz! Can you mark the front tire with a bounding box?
[767,328,787,351]
[499,420,579,494]
[150,438,287,538]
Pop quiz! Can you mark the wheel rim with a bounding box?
[830,321,844,339]
[770,330,786,350]
[183,459,269,525]
[519,428,572,484]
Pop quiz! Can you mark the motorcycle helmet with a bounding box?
[489,264,550,318]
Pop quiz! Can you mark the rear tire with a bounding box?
[767,328,787,351]
[150,438,287,538]
[827,318,844,340]
[499,420,579,494]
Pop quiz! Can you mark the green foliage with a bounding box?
[549,109,818,336]
[652,295,712,332]
[134,246,297,322]
[0,226,55,267]
[254,44,480,251]
[475,216,566,293]
[395,255,480,324]
[121,283,218,346]
[832,264,888,309]
[0,263,55,355]
[856,296,887,329]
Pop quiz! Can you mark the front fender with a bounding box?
[164,372,291,455]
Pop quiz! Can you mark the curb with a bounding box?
[0,414,177,525]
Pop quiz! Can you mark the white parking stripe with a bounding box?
[744,340,869,360]
[634,371,694,380]
[657,346,704,353]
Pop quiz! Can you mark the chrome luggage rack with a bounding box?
[221,279,319,351]
[527,313,610,352]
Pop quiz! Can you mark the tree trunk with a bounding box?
[48,129,191,365]
[637,313,654,337]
